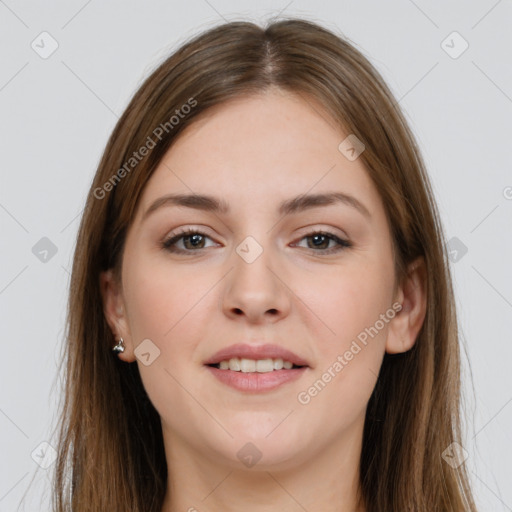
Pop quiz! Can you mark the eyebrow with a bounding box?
[142,191,371,221]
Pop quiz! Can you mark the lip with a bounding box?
[205,365,308,392]
[203,343,310,367]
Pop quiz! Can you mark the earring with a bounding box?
[112,337,125,354]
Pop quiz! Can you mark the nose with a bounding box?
[222,240,291,324]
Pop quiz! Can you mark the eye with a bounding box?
[292,230,352,255]
[161,228,352,255]
[161,228,217,254]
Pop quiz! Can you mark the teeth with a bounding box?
[229,358,241,371]
[240,359,256,372]
[273,358,284,370]
[214,357,300,372]
[256,359,273,372]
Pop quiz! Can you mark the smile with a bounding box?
[205,359,308,392]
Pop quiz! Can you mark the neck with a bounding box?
[160,417,366,512]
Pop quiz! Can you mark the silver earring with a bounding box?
[112,337,125,354]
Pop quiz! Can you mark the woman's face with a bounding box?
[102,89,405,470]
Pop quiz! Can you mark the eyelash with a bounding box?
[161,228,352,255]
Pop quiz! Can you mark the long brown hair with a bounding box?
[47,17,477,511]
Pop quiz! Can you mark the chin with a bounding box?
[208,430,305,470]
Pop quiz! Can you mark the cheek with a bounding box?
[122,251,211,344]
[299,257,393,347]
[295,257,393,409]
[121,254,212,413]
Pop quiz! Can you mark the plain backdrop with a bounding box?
[1,1,511,510]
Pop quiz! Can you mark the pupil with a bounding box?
[186,234,203,249]
[311,234,327,249]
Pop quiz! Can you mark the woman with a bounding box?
[51,18,478,511]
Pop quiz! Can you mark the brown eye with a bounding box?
[162,229,214,254]
[293,231,352,254]
[161,229,351,256]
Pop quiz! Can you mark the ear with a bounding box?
[385,256,427,354]
[99,269,136,362]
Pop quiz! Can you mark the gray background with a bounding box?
[1,1,511,510]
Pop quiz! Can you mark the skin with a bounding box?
[100,88,427,512]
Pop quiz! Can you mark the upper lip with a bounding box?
[204,343,310,367]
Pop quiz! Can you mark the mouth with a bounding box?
[203,343,311,369]
[203,343,311,392]
[206,358,306,372]
[203,351,310,392]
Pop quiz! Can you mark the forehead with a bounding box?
[135,90,383,223]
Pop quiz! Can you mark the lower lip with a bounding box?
[205,365,308,392]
